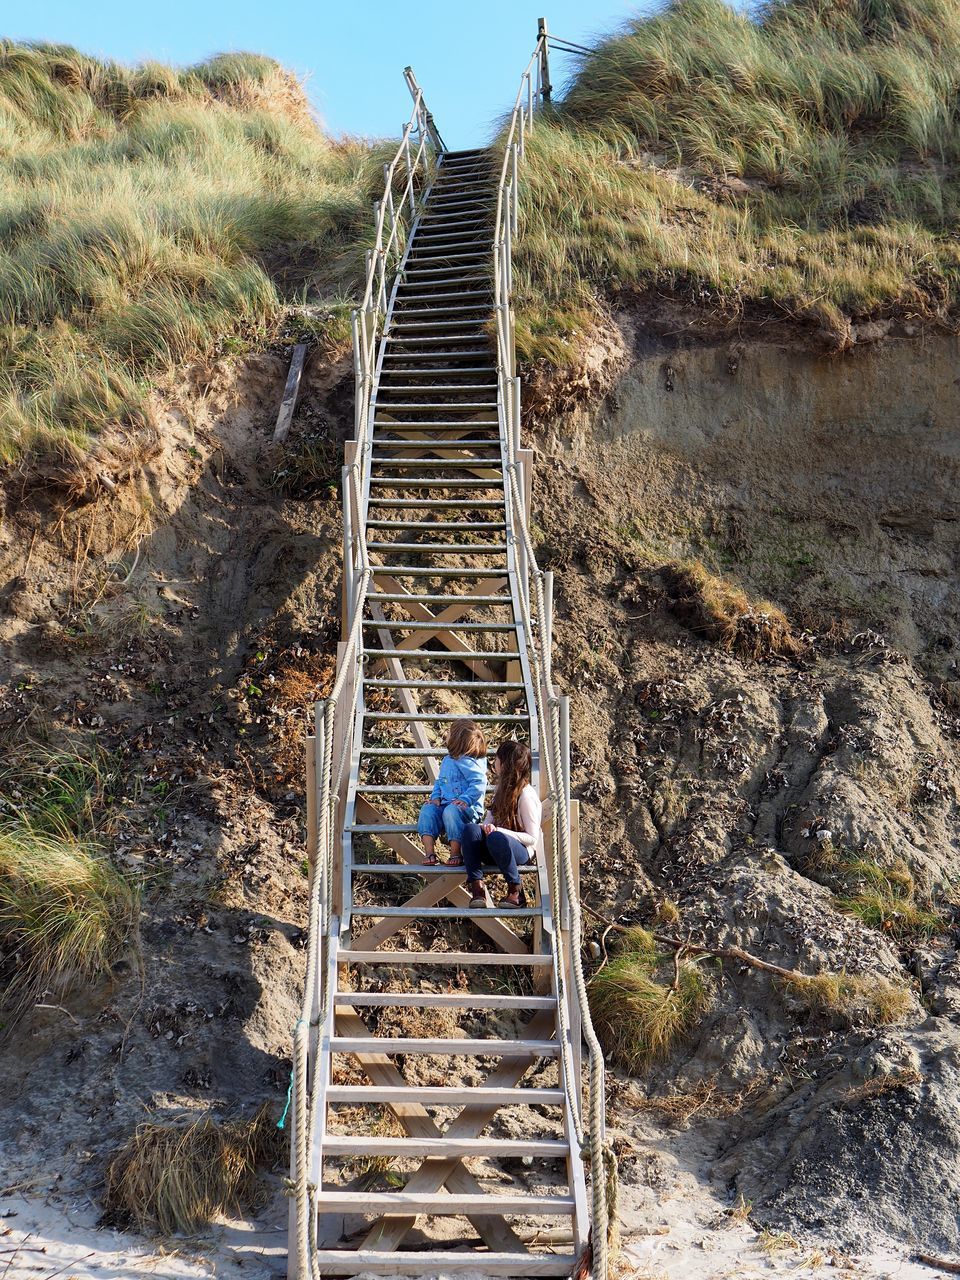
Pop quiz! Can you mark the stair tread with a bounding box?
[325,1134,565,1152]
[331,994,553,1010]
[313,1192,573,1215]
[338,949,550,966]
[308,1249,574,1276]
[351,905,539,919]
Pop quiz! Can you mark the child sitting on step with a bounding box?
[417,718,487,867]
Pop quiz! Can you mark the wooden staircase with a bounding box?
[288,50,611,1280]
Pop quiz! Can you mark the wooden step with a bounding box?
[331,994,554,1011]
[309,1251,574,1276]
[325,1135,565,1155]
[350,862,538,874]
[338,949,550,967]
[361,711,525,721]
[362,678,524,690]
[313,1191,574,1215]
[359,650,517,664]
[351,905,538,919]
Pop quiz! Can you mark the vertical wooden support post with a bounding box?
[538,18,553,105]
[517,446,533,618]
[511,144,519,236]
[403,129,415,216]
[543,569,554,684]
[306,735,318,876]
[340,465,353,642]
[512,378,522,458]
[504,186,513,295]
[559,695,572,931]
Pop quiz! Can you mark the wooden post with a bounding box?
[272,343,307,444]
[306,736,318,876]
[538,18,553,105]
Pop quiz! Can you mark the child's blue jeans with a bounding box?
[417,801,470,845]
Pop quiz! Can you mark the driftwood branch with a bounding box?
[580,901,807,982]
[915,1254,960,1276]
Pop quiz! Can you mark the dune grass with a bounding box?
[104,1106,281,1235]
[0,824,137,1025]
[0,738,137,1028]
[0,42,386,470]
[514,0,960,365]
[782,970,913,1025]
[588,926,713,1072]
[661,559,806,660]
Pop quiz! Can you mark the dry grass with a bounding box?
[662,560,805,660]
[588,926,713,1072]
[839,1067,921,1108]
[513,0,960,366]
[104,1105,282,1235]
[782,970,913,1026]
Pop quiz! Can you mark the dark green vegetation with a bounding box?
[0,42,382,466]
[515,0,960,364]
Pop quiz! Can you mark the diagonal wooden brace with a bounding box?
[333,1009,529,1255]
[353,797,529,956]
[347,1008,558,1253]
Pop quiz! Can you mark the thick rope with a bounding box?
[507,464,617,1276]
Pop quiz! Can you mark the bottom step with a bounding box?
[315,1191,575,1215]
[310,1249,576,1276]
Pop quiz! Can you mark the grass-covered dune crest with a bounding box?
[0,42,384,472]
[516,0,960,365]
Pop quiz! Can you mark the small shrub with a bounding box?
[782,971,913,1027]
[588,928,713,1072]
[661,560,805,661]
[104,1106,281,1235]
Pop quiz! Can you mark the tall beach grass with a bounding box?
[514,0,960,363]
[0,42,385,467]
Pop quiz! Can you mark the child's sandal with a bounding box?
[422,852,441,866]
[447,853,464,866]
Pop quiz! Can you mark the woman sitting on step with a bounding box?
[461,739,542,909]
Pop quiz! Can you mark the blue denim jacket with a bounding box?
[429,753,487,819]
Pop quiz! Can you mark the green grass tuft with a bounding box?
[588,928,712,1072]
[0,823,138,1025]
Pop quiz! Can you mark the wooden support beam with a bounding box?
[273,343,308,443]
[371,574,509,684]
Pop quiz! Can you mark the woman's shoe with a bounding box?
[499,886,524,908]
[467,881,488,908]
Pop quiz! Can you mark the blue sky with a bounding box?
[8,1,646,147]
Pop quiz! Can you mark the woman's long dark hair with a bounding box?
[491,740,532,830]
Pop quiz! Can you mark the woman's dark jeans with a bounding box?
[461,822,531,888]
